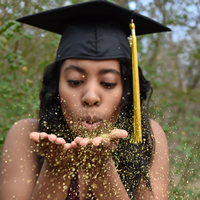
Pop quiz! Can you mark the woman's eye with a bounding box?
[67,80,84,86]
[101,82,117,88]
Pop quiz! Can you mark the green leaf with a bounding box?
[3,30,14,40]
[10,63,18,70]
[183,146,192,158]
[0,134,6,146]
[0,41,6,51]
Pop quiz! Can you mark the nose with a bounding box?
[82,84,101,106]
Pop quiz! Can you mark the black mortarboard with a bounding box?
[17,0,171,144]
[17,0,170,62]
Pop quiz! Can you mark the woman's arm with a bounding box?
[76,122,169,200]
[29,131,78,200]
[30,160,72,200]
[0,119,76,200]
[0,119,40,200]
[135,120,169,200]
[89,158,130,200]
[75,130,131,200]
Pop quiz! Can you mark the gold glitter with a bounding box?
[91,183,97,189]
[63,185,68,191]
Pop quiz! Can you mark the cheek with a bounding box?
[106,87,123,118]
[59,82,81,119]
[59,82,73,112]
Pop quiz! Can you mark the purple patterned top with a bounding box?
[66,173,96,200]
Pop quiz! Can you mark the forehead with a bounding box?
[61,59,121,72]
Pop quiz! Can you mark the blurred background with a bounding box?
[0,0,199,199]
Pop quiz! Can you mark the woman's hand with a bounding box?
[30,132,77,169]
[74,129,128,173]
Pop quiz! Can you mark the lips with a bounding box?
[81,117,102,130]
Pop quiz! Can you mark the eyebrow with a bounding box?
[64,65,120,76]
[98,69,120,76]
[64,65,86,73]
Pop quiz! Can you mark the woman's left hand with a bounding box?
[74,129,128,173]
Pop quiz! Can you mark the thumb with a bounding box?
[110,129,128,139]
[30,132,40,142]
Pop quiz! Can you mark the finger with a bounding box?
[55,137,66,145]
[79,138,92,147]
[110,129,128,139]
[30,132,40,142]
[74,137,83,144]
[48,134,57,142]
[39,132,48,139]
[92,137,104,146]
[36,135,48,156]
[71,141,77,148]
[46,136,57,162]
[64,143,72,150]
[37,133,49,154]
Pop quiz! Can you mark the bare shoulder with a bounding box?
[150,119,167,141]
[136,120,169,199]
[0,119,40,200]
[9,118,39,135]
[3,118,39,150]
[150,119,169,159]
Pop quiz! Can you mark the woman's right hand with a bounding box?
[30,132,77,169]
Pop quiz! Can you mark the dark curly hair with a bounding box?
[38,58,154,199]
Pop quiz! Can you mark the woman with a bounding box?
[0,1,170,199]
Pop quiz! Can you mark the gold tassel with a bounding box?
[129,20,142,144]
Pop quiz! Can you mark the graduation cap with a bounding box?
[17,0,171,144]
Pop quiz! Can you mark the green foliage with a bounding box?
[0,0,60,156]
[169,113,200,199]
[0,19,39,137]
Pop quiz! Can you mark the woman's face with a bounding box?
[59,59,123,137]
